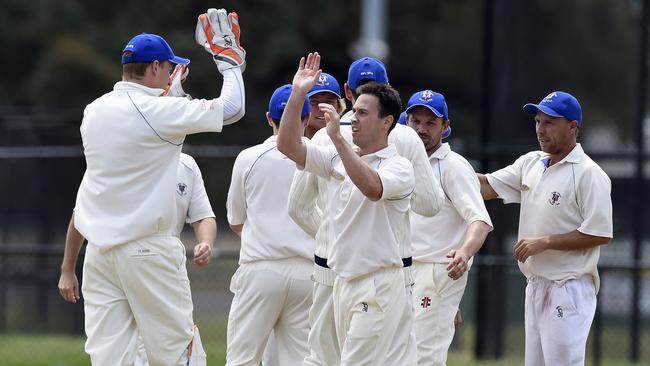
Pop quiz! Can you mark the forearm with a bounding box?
[332,135,383,200]
[61,215,85,273]
[229,223,243,237]
[288,174,322,237]
[458,220,492,256]
[277,91,308,166]
[191,217,217,248]
[220,67,245,125]
[540,230,610,251]
[477,174,498,200]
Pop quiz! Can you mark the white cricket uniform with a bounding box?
[486,143,612,366]
[134,153,215,366]
[226,135,315,366]
[290,114,442,365]
[302,139,416,366]
[76,81,227,366]
[410,142,492,366]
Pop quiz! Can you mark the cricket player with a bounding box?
[59,153,215,364]
[288,57,443,366]
[278,52,417,366]
[405,90,492,365]
[72,9,245,365]
[225,84,315,366]
[478,91,613,365]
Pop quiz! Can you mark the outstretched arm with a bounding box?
[477,173,498,200]
[277,53,322,167]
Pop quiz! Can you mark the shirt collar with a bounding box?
[113,81,165,96]
[264,135,278,144]
[539,143,585,166]
[429,142,451,160]
[362,144,398,159]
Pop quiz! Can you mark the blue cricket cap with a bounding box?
[523,91,582,127]
[307,72,341,98]
[405,90,449,120]
[442,126,451,139]
[121,33,190,66]
[397,111,407,125]
[347,57,389,90]
[268,84,310,121]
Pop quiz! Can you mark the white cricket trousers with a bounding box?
[524,275,597,366]
[334,267,415,366]
[226,257,312,366]
[82,234,195,366]
[411,262,468,366]
[303,281,340,366]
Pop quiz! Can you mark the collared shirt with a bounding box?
[173,153,215,237]
[487,143,613,292]
[303,142,415,280]
[411,143,493,263]
[74,81,224,247]
[227,136,316,265]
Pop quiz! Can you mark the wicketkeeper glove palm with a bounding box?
[163,64,191,98]
[195,8,246,73]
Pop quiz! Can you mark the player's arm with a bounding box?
[514,230,610,262]
[191,217,216,267]
[447,221,492,279]
[229,224,243,237]
[58,213,85,303]
[287,170,321,237]
[277,53,321,167]
[477,173,498,200]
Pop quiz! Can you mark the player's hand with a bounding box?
[193,242,212,267]
[322,103,342,140]
[292,52,321,94]
[58,271,80,303]
[195,8,246,73]
[163,64,190,97]
[446,248,471,280]
[454,308,462,330]
[513,236,548,263]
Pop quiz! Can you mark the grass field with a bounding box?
[0,333,647,366]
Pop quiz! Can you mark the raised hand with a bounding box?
[322,103,341,140]
[291,52,321,94]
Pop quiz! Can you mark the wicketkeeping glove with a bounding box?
[163,64,190,98]
[195,8,246,73]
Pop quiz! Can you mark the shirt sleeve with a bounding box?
[136,95,225,142]
[486,154,529,204]
[576,165,613,238]
[226,150,249,225]
[287,170,322,237]
[444,159,493,229]
[185,157,216,224]
[303,142,338,180]
[379,157,415,201]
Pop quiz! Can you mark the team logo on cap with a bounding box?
[359,71,375,77]
[177,182,188,196]
[420,90,433,102]
[542,92,557,103]
[548,191,561,205]
[318,74,329,86]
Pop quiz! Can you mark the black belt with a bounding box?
[314,255,412,268]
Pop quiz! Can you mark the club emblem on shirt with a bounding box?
[548,191,561,206]
[421,296,431,309]
[361,302,368,312]
[177,182,188,196]
[556,306,563,318]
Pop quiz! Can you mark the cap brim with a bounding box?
[307,90,341,98]
[170,55,190,66]
[523,103,562,118]
[405,103,444,118]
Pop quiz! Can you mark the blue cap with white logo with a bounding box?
[405,90,449,120]
[121,33,190,66]
[523,91,582,127]
[308,72,341,98]
[268,84,310,121]
[347,57,389,90]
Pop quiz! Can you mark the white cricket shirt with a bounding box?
[486,143,613,292]
[411,143,493,263]
[173,153,215,237]
[303,142,415,279]
[74,82,224,247]
[227,136,316,264]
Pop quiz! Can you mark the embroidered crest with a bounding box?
[420,90,433,102]
[421,296,431,309]
[548,191,561,205]
[318,74,328,85]
[361,302,368,312]
[556,306,563,318]
[177,182,188,196]
[542,92,558,103]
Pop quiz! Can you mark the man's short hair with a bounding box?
[121,52,150,80]
[356,82,402,133]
